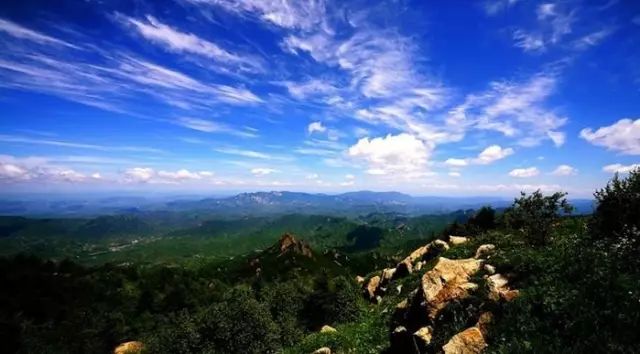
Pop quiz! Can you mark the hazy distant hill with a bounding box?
[0,190,594,217]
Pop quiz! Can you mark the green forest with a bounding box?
[1,170,639,353]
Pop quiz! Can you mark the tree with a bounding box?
[590,168,640,256]
[467,206,496,233]
[505,190,573,246]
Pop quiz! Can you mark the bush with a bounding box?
[504,190,573,246]
[590,168,640,257]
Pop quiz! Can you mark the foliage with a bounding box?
[590,168,640,261]
[503,190,573,246]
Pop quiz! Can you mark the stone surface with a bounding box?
[320,325,337,333]
[442,327,487,354]
[449,235,469,245]
[421,257,482,319]
[487,273,519,302]
[413,326,433,345]
[474,244,496,259]
[365,275,381,301]
[114,341,143,354]
[312,347,332,354]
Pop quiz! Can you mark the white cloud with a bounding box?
[305,173,319,180]
[124,167,155,183]
[572,28,614,50]
[602,163,640,174]
[509,167,540,178]
[0,18,79,49]
[445,145,513,167]
[444,158,468,167]
[120,15,262,72]
[279,79,337,99]
[451,73,567,147]
[308,121,327,134]
[176,117,257,137]
[214,147,274,159]
[345,174,355,180]
[513,30,546,52]
[474,145,514,164]
[551,164,577,176]
[251,168,277,176]
[0,157,95,184]
[348,133,431,176]
[0,163,31,181]
[196,0,327,31]
[484,0,520,15]
[580,118,640,155]
[448,171,461,177]
[123,167,215,183]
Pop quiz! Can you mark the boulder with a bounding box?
[474,244,496,259]
[355,275,365,284]
[381,267,396,283]
[391,326,417,354]
[395,240,450,278]
[312,347,332,354]
[487,274,519,302]
[449,235,469,245]
[483,264,496,275]
[365,275,381,301]
[413,326,433,346]
[114,341,143,354]
[442,327,487,354]
[320,325,337,333]
[421,257,482,319]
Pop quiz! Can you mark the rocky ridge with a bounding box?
[360,235,519,354]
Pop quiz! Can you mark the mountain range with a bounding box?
[0,191,595,217]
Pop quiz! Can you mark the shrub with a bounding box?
[590,168,640,257]
[504,190,573,246]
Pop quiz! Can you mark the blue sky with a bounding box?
[0,0,639,197]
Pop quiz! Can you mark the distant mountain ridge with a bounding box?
[0,190,594,217]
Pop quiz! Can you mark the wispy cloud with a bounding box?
[0,18,80,49]
[450,72,567,147]
[176,117,258,137]
[0,134,163,153]
[118,14,264,73]
[191,0,328,31]
[580,118,640,155]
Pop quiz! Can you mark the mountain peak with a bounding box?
[277,233,313,258]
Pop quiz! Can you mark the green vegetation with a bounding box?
[1,170,639,353]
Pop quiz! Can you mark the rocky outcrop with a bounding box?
[486,274,519,302]
[387,243,519,354]
[278,233,313,257]
[421,257,482,319]
[114,341,143,354]
[395,239,450,278]
[312,347,332,354]
[362,239,451,303]
[355,275,365,284]
[442,312,492,354]
[365,275,381,302]
[474,244,495,259]
[449,235,469,245]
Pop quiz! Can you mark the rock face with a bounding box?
[442,327,487,354]
[278,233,313,257]
[114,341,143,354]
[421,257,482,319]
[442,312,493,354]
[312,347,332,354]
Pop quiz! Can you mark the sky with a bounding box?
[0,0,639,197]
